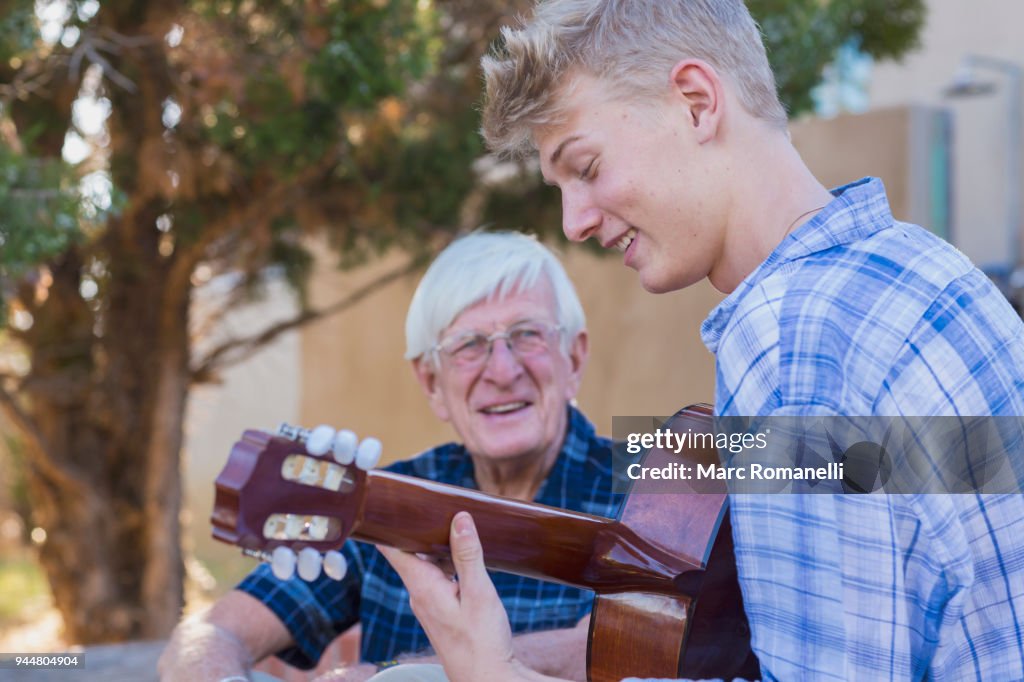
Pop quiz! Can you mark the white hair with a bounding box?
[405,231,586,361]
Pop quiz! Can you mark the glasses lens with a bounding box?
[508,323,552,355]
[446,333,489,365]
[437,321,561,368]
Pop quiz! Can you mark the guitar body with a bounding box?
[211,404,759,681]
[589,405,759,681]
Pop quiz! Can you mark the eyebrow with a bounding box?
[549,134,582,167]
[542,135,583,186]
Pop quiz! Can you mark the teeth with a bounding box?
[483,402,527,414]
[614,228,637,252]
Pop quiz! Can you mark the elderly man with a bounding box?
[158,231,619,682]
[381,0,1024,681]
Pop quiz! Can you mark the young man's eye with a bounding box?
[579,159,597,180]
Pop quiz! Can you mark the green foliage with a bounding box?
[190,0,434,176]
[306,1,434,108]
[0,557,51,624]
[0,0,926,306]
[0,1,37,64]
[0,145,81,280]
[751,0,925,117]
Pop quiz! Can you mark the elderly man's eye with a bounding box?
[510,326,548,353]
[511,327,543,341]
[452,336,487,356]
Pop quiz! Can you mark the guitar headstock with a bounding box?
[211,424,382,582]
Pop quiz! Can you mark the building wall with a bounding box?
[790,105,951,237]
[183,277,302,582]
[867,0,1024,267]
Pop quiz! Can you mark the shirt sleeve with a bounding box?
[234,540,365,670]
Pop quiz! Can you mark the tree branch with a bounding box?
[189,252,430,383]
[169,144,346,294]
[0,376,89,494]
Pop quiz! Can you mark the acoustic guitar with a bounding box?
[211,404,760,681]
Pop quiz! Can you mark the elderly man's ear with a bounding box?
[411,357,451,422]
[564,330,589,400]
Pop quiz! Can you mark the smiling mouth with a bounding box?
[481,401,529,415]
[614,228,637,252]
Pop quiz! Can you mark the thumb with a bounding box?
[449,511,490,595]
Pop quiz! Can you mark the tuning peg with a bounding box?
[306,425,337,456]
[276,422,310,442]
[323,550,348,581]
[297,547,323,581]
[271,546,297,581]
[355,437,382,471]
[332,429,358,464]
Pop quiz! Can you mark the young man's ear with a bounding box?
[411,357,451,422]
[563,330,589,401]
[669,59,724,143]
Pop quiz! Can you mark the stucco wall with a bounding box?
[867,0,1023,267]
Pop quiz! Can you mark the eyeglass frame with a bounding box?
[430,319,565,370]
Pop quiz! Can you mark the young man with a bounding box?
[381,1,1024,680]
[158,232,618,682]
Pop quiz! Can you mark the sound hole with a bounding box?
[263,513,342,542]
[281,454,356,492]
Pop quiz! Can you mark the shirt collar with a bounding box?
[456,404,596,502]
[533,404,595,504]
[700,177,894,354]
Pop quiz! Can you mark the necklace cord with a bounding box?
[782,205,827,240]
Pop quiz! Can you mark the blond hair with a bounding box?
[481,0,787,158]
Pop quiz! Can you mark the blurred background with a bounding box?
[0,0,1021,678]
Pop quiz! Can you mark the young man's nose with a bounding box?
[561,191,601,242]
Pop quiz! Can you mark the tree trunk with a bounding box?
[22,236,190,643]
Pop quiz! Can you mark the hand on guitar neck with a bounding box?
[380,512,566,682]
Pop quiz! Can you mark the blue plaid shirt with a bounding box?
[237,406,621,669]
[627,178,1024,681]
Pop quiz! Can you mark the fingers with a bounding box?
[378,512,492,606]
[447,512,493,599]
[378,544,443,587]
[379,542,462,631]
[379,514,521,682]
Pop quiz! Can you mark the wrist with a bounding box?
[509,658,565,682]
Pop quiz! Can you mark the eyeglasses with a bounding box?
[432,320,563,370]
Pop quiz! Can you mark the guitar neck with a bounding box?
[351,470,694,595]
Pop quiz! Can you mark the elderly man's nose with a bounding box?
[482,337,523,377]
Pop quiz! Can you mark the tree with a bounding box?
[0,0,922,643]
